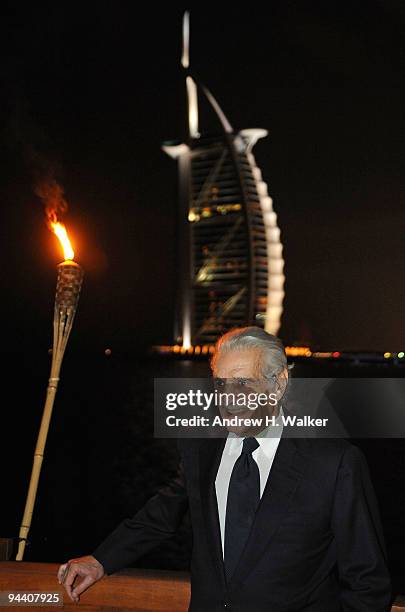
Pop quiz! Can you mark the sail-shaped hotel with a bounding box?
[162,13,285,349]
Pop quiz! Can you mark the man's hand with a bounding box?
[57,555,105,603]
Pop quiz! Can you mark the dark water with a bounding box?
[3,349,405,597]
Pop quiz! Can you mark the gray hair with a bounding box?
[211,326,290,380]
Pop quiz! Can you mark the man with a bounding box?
[58,327,392,611]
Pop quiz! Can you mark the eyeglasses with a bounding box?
[213,376,278,389]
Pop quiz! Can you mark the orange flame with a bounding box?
[34,177,75,261]
[50,221,74,261]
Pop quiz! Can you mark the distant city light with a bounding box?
[285,346,311,357]
[188,210,200,222]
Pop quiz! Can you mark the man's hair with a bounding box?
[210,326,289,380]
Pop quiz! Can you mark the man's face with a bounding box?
[212,348,281,436]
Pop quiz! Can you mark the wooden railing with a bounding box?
[0,562,190,611]
[0,562,404,611]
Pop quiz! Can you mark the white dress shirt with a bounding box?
[215,408,284,556]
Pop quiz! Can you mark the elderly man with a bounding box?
[58,326,392,611]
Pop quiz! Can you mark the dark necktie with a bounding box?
[224,437,260,581]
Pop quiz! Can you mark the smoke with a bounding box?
[8,102,69,226]
[34,175,68,226]
[24,145,69,227]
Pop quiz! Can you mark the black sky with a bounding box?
[1,1,405,354]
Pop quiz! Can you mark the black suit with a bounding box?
[92,437,392,611]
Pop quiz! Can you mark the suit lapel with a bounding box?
[229,436,309,586]
[199,437,227,588]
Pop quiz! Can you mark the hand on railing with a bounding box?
[57,555,105,603]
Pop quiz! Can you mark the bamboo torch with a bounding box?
[16,222,84,561]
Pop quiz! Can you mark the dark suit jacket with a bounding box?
[92,437,392,611]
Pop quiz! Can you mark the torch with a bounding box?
[16,222,84,561]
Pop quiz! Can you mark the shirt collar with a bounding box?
[227,407,284,458]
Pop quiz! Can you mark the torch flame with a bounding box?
[50,221,74,261]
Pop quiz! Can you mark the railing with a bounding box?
[0,562,404,611]
[0,562,190,611]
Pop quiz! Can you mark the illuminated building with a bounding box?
[162,12,285,346]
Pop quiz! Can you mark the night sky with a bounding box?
[2,2,405,355]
